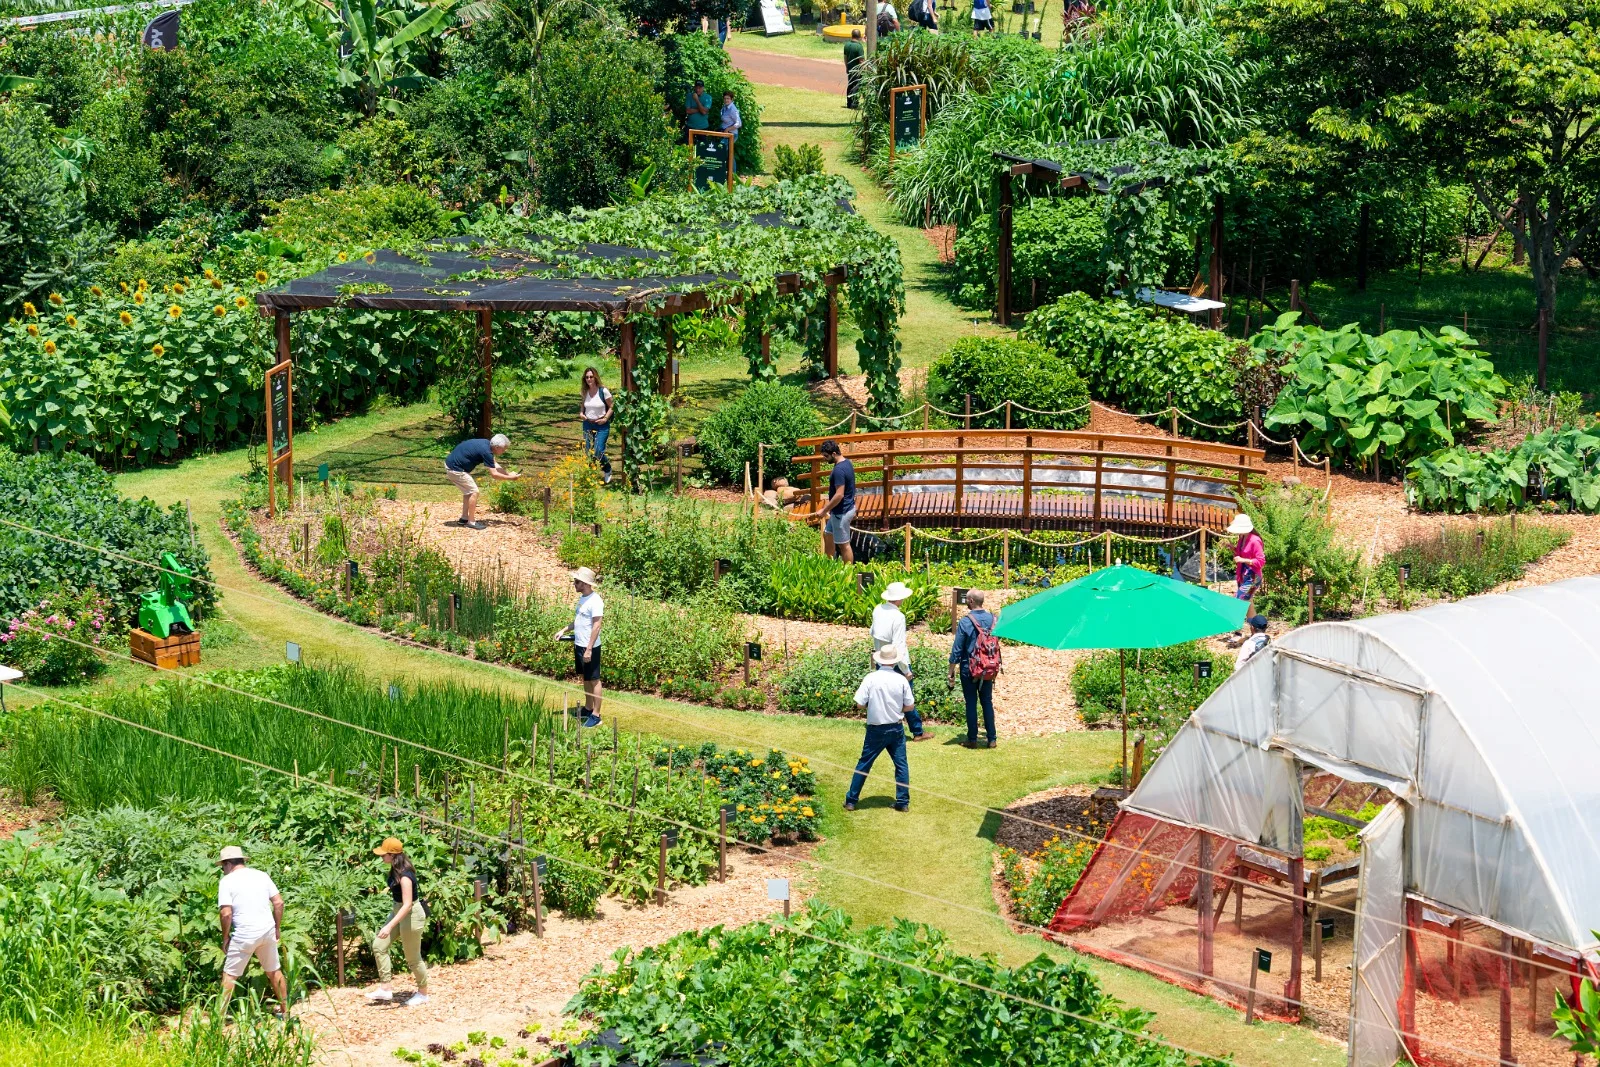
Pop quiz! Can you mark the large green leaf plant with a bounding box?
[1261,314,1504,469]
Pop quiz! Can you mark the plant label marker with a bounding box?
[1244,950,1259,1024]
[502,716,510,772]
[858,570,874,594]
[719,804,734,882]
[656,833,670,906]
[388,683,400,701]
[768,877,792,918]
[286,641,301,663]
[530,857,546,937]
[1193,661,1212,681]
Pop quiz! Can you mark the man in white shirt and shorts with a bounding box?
[216,845,288,1014]
[556,567,605,728]
[843,648,916,812]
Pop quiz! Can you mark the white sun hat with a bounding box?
[881,581,913,602]
[570,566,600,588]
[218,845,246,864]
[873,646,902,666]
[1226,514,1255,535]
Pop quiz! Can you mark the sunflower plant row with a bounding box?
[0,272,461,464]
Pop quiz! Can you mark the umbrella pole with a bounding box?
[1120,649,1128,785]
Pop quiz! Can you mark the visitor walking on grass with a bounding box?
[444,434,520,529]
[819,439,856,563]
[216,846,288,1016]
[555,567,604,727]
[843,29,864,109]
[948,589,1000,749]
[365,838,430,1008]
[871,581,932,741]
[971,0,994,31]
[579,368,614,484]
[845,647,915,812]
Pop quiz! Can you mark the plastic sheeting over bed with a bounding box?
[1124,576,1600,957]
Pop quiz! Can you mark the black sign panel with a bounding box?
[893,87,924,152]
[142,10,180,50]
[1193,661,1212,680]
[1256,947,1272,973]
[692,133,731,192]
[270,370,291,459]
[746,642,762,661]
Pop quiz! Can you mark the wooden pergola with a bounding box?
[992,149,1224,329]
[255,239,848,438]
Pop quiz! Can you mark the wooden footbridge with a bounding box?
[791,429,1269,537]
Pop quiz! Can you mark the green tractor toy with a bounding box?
[138,552,196,639]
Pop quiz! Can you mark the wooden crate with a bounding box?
[129,628,201,669]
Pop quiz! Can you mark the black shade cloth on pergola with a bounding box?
[254,238,846,438]
[990,146,1222,328]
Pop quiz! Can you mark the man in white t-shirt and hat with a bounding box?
[556,567,605,728]
[869,581,932,741]
[844,647,916,812]
[216,845,288,1014]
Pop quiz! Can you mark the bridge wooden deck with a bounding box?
[791,429,1268,535]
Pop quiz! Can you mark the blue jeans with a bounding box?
[961,669,995,744]
[895,664,925,736]
[845,723,910,807]
[583,420,611,473]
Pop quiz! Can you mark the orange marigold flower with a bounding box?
[119,311,133,326]
[151,343,165,357]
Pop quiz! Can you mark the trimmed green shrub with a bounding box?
[0,448,214,626]
[1021,293,1250,431]
[953,196,1109,309]
[927,337,1090,430]
[773,143,826,181]
[777,639,960,721]
[1260,315,1505,468]
[261,184,457,248]
[1235,485,1362,624]
[696,381,825,486]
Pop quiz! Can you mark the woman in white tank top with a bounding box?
[580,367,614,482]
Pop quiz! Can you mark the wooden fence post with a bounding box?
[1001,530,1010,586]
[903,523,912,566]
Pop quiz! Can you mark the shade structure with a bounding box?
[991,564,1247,649]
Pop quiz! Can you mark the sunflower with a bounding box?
[214,305,227,317]
[255,270,269,284]
[43,340,57,354]
[211,278,223,290]
[25,323,38,337]
[118,282,129,293]
[90,286,104,297]
[133,292,146,305]
[167,305,182,319]
[203,268,215,280]
[151,343,165,357]
[118,311,133,326]
[48,293,63,306]
[337,252,348,262]
[136,278,147,291]
[64,315,77,328]
[234,295,249,309]
[172,282,185,295]
[21,302,36,317]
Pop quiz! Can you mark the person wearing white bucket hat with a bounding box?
[844,645,916,812]
[1227,511,1265,618]
[556,567,605,727]
[216,845,288,1015]
[869,581,932,742]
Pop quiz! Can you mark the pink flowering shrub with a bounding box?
[0,588,121,685]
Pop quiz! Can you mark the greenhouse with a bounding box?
[1052,577,1600,1067]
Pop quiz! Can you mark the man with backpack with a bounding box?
[907,0,938,29]
[948,589,1000,748]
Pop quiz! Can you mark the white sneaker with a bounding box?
[404,993,429,1008]
[365,989,394,1003]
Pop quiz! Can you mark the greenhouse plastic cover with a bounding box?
[1124,576,1600,955]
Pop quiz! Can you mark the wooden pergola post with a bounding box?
[1286,855,1305,1014]
[824,283,839,378]
[617,319,636,471]
[996,168,1014,326]
[1209,195,1224,331]
[1400,898,1422,1063]
[476,310,494,438]
[659,317,676,398]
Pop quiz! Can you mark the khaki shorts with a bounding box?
[223,931,280,977]
[445,468,479,496]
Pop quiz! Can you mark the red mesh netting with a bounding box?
[1050,811,1230,933]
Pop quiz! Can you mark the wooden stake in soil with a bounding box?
[719,805,729,883]
[394,746,399,797]
[415,764,423,833]
[1002,530,1010,585]
[529,856,545,937]
[656,833,669,906]
[334,911,347,987]
[1244,952,1260,1024]
[502,716,510,772]
[293,760,299,787]
[903,523,912,567]
[302,522,310,568]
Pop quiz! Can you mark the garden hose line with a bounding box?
[10,681,1353,1067]
[7,605,1547,991]
[0,516,1533,964]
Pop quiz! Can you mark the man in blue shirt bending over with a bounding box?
[444,434,521,530]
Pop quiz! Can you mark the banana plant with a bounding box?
[333,0,458,117]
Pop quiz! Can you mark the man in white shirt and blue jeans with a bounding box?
[869,582,931,741]
[556,567,605,728]
[216,845,288,1015]
[844,647,915,812]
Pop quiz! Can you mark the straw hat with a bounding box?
[873,646,902,666]
[1226,514,1255,535]
[570,566,600,588]
[373,837,406,856]
[881,581,913,602]
[218,845,245,864]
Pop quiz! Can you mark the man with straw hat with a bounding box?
[844,647,916,812]
[870,581,932,741]
[556,567,604,728]
[1227,512,1265,627]
[216,845,288,1015]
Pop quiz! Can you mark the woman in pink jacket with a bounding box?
[1228,513,1264,617]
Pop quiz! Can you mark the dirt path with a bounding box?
[302,850,803,1066]
[730,46,847,94]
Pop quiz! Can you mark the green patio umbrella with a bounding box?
[992,564,1247,781]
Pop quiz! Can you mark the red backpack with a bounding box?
[968,617,1002,681]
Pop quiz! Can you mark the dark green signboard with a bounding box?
[692,133,731,191]
[270,368,290,459]
[893,86,924,152]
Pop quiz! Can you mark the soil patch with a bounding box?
[0,788,60,839]
[300,847,805,1067]
[994,784,1121,856]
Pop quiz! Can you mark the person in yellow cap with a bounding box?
[365,838,429,1007]
[216,845,288,1015]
